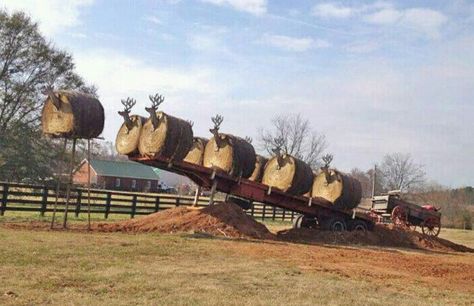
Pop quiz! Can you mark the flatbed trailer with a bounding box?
[132,156,376,232]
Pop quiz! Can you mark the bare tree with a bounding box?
[259,113,327,169]
[377,153,425,192]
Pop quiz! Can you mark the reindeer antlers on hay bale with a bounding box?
[138,92,193,161]
[203,114,256,178]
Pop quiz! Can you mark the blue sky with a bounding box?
[2,0,474,187]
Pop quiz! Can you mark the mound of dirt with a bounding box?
[95,202,274,240]
[277,224,473,253]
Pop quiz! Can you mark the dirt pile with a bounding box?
[277,224,473,253]
[95,202,274,240]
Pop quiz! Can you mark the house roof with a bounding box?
[87,159,160,180]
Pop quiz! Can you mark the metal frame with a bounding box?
[132,156,375,227]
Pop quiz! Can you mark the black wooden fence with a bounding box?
[0,182,296,222]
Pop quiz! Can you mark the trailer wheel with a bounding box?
[293,215,316,229]
[349,220,368,232]
[421,217,441,237]
[391,205,408,227]
[323,217,347,232]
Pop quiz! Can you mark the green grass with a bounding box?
[0,228,472,305]
[439,228,474,249]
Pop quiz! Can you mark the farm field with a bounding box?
[0,218,473,305]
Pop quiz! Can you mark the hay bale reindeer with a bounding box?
[244,137,268,183]
[261,137,313,195]
[115,97,146,157]
[183,121,209,165]
[41,89,104,139]
[311,154,362,209]
[203,115,256,178]
[138,93,193,162]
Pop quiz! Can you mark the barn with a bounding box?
[73,159,161,192]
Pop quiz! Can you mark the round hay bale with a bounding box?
[312,169,362,209]
[138,111,193,161]
[41,90,104,139]
[203,134,256,178]
[248,155,268,182]
[115,115,146,156]
[262,154,313,195]
[184,137,208,165]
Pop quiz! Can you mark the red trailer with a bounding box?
[371,193,441,236]
[132,156,376,232]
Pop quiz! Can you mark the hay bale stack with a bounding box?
[262,154,313,195]
[203,134,256,178]
[312,169,362,209]
[184,137,208,165]
[41,90,104,139]
[115,115,146,156]
[248,155,268,182]
[138,111,193,161]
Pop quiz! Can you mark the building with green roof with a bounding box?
[73,159,162,192]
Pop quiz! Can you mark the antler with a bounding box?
[148,93,165,110]
[121,97,136,113]
[322,154,333,168]
[210,114,225,149]
[118,97,136,131]
[146,93,165,130]
[211,114,224,130]
[272,137,285,169]
[244,136,252,144]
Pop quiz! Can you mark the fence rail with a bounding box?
[0,181,296,222]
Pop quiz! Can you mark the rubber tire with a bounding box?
[349,220,368,232]
[293,215,316,229]
[323,217,347,232]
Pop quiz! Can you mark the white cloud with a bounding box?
[263,34,330,52]
[364,8,402,24]
[200,0,267,15]
[312,3,353,18]
[364,7,447,38]
[144,15,162,25]
[402,8,447,38]
[73,49,227,141]
[1,0,93,36]
[345,41,379,53]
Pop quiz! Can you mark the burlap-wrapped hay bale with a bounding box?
[41,90,104,139]
[115,115,146,156]
[138,111,193,161]
[203,134,256,178]
[262,154,313,195]
[312,169,362,209]
[248,155,268,182]
[184,137,208,165]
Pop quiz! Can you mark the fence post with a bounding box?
[40,187,49,217]
[1,183,8,216]
[154,196,160,212]
[105,192,111,219]
[262,204,266,221]
[251,202,255,217]
[282,209,286,222]
[291,211,295,222]
[176,197,180,207]
[75,190,82,217]
[272,207,276,221]
[131,194,137,218]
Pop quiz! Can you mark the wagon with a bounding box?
[371,192,441,236]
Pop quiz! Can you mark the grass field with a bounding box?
[0,217,473,305]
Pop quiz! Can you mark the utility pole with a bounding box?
[371,164,377,198]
